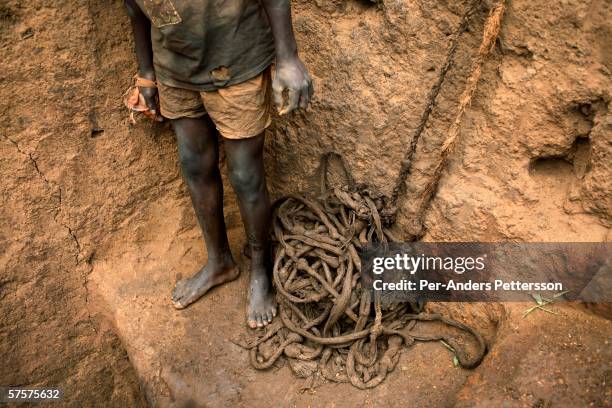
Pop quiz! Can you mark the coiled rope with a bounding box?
[241,0,507,389]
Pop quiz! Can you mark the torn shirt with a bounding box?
[135,0,275,91]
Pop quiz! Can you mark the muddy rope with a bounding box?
[242,0,506,389]
[389,0,483,211]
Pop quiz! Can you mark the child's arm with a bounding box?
[260,0,314,115]
[124,0,158,114]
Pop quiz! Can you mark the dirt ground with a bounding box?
[0,0,610,407]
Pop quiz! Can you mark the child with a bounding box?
[124,0,313,328]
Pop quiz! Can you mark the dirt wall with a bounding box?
[0,0,610,406]
[270,0,610,241]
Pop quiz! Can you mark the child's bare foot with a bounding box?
[247,266,276,328]
[172,258,239,309]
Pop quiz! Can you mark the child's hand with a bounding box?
[124,73,162,123]
[138,85,159,120]
[273,57,313,115]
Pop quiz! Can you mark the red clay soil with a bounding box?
[0,0,610,407]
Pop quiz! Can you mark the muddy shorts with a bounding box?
[158,66,272,139]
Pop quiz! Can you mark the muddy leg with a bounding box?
[171,116,239,309]
[224,133,276,328]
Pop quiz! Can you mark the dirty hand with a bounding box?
[138,84,159,121]
[273,57,313,115]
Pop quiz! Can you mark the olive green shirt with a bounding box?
[136,0,275,91]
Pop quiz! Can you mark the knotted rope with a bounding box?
[241,0,506,389]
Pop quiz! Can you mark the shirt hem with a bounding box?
[156,55,275,92]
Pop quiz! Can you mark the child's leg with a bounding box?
[224,133,276,328]
[171,116,239,309]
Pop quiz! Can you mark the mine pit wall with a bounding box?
[270,0,610,241]
[1,1,149,406]
[0,0,609,406]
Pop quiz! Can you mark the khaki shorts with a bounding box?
[158,67,272,139]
